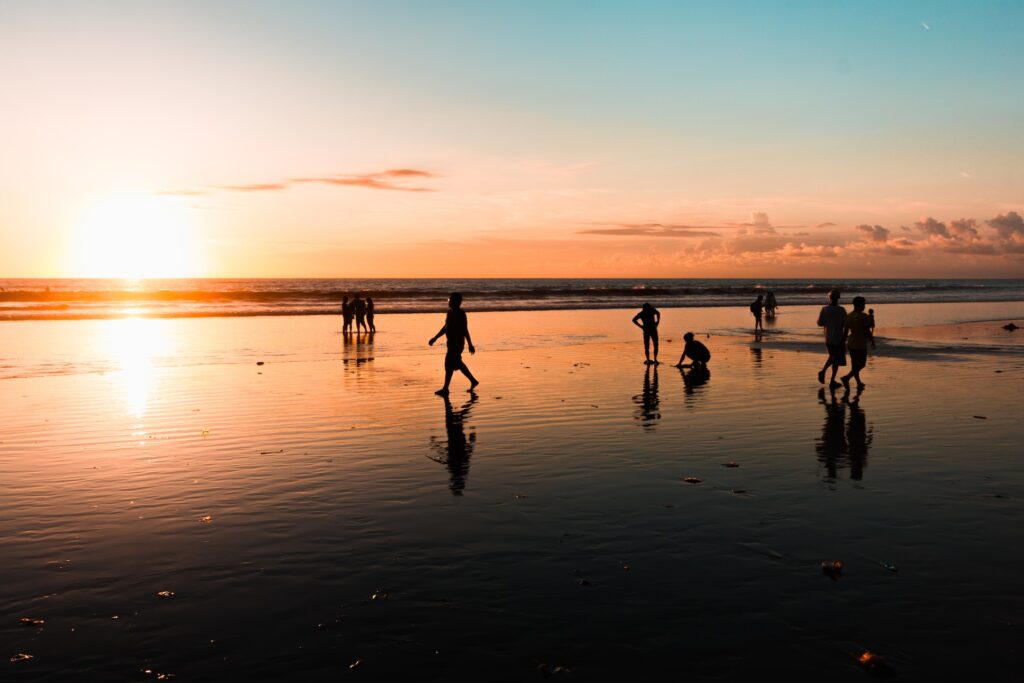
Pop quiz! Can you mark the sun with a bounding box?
[68,193,202,279]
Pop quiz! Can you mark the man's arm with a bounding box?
[428,324,446,346]
[465,324,475,354]
[654,310,661,325]
[817,308,826,327]
[631,312,643,328]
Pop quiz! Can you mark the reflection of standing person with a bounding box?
[341,296,353,333]
[429,395,477,495]
[816,289,847,389]
[674,332,711,368]
[749,295,764,332]
[353,295,368,333]
[366,297,376,333]
[631,303,661,364]
[841,296,875,390]
[428,292,479,396]
[633,364,661,430]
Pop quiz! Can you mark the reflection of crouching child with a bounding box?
[674,332,711,368]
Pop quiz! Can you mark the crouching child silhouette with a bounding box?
[674,332,711,368]
[429,292,479,396]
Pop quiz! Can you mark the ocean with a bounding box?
[2,278,1023,321]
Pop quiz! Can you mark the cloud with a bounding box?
[914,217,948,236]
[816,222,837,228]
[949,218,979,236]
[217,183,290,192]
[579,223,722,238]
[162,168,438,196]
[855,224,891,242]
[988,211,1024,239]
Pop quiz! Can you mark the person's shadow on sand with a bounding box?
[428,394,477,495]
[633,364,661,430]
[816,387,872,480]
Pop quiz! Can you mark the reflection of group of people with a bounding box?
[341,294,375,334]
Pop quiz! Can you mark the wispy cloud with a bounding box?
[163,168,439,196]
[578,222,722,238]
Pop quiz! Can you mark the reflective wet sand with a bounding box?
[2,304,1023,680]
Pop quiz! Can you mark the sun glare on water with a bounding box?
[69,193,202,279]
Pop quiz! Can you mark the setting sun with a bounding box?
[67,194,202,279]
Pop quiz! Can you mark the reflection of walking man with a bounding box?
[429,292,479,396]
[429,394,477,495]
[817,289,847,389]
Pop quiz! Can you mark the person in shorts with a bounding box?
[841,296,875,390]
[816,289,847,389]
[429,292,478,396]
[631,303,661,364]
[750,295,764,332]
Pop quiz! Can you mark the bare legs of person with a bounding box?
[436,360,479,396]
[643,331,659,364]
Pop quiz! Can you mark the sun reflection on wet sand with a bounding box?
[99,316,173,418]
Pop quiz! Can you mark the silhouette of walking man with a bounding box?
[750,294,764,333]
[429,292,479,395]
[817,289,847,389]
[341,295,353,333]
[632,303,661,364]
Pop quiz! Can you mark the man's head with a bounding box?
[642,302,652,311]
[828,289,841,304]
[853,296,866,311]
[449,292,463,309]
[756,294,763,301]
[684,332,694,342]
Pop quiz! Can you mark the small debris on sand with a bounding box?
[10,653,33,663]
[821,560,843,578]
[682,477,703,484]
[858,651,892,672]
[973,415,987,420]
[722,462,739,468]
[197,515,213,524]
[19,618,44,626]
[1003,323,1019,331]
[576,579,590,586]
[157,590,175,598]
[349,659,362,670]
[370,591,389,601]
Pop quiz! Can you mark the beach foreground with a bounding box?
[2,303,1023,680]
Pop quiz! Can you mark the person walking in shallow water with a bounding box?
[341,295,353,333]
[429,292,479,395]
[366,297,376,333]
[841,296,874,390]
[353,294,368,334]
[817,289,848,389]
[750,294,765,333]
[632,303,661,364]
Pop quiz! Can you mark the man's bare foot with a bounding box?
[841,376,850,390]
[435,388,449,396]
[829,380,842,390]
[468,380,479,392]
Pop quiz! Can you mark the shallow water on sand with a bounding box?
[2,305,1023,680]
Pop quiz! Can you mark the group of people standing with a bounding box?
[341,294,375,334]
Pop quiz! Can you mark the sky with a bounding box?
[1,0,1022,278]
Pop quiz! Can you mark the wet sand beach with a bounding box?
[2,303,1024,680]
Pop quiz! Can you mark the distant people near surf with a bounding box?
[817,288,847,390]
[341,295,354,333]
[353,294,368,334]
[673,332,711,369]
[765,291,778,319]
[749,294,764,333]
[429,292,479,396]
[366,296,376,333]
[631,303,661,364]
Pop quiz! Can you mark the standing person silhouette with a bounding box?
[749,294,764,332]
[429,292,478,396]
[817,289,847,389]
[353,294,368,334]
[631,303,661,364]
[366,297,376,333]
[341,295,353,333]
[841,296,875,390]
